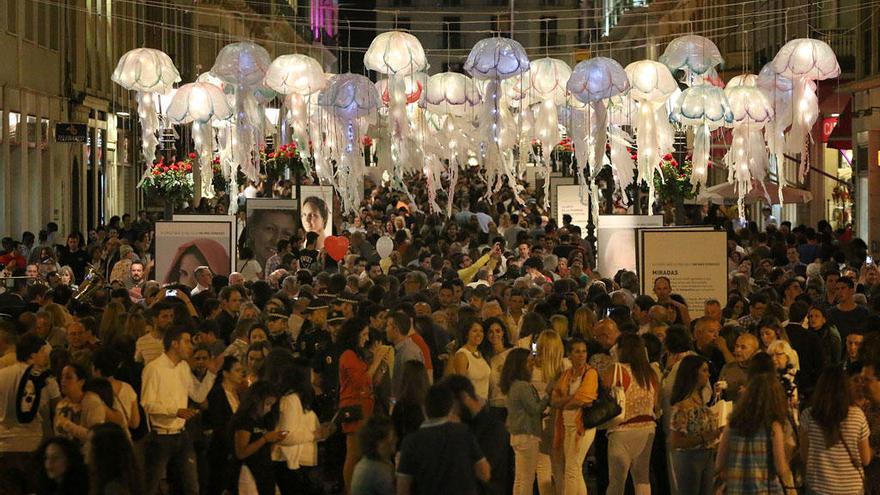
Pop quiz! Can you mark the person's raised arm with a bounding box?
[186,359,217,404]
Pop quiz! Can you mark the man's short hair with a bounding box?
[424,383,454,419]
[163,325,190,351]
[441,374,477,401]
[16,333,45,362]
[219,286,242,302]
[388,310,411,335]
[838,277,855,289]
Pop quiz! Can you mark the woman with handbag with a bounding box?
[337,318,391,495]
[668,355,720,495]
[501,348,550,495]
[605,334,660,495]
[531,330,569,495]
[799,367,871,495]
[551,338,599,495]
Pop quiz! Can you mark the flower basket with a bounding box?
[262,143,308,182]
[653,153,700,204]
[140,156,194,210]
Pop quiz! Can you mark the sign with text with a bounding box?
[596,215,663,275]
[556,184,589,233]
[638,228,727,318]
[54,123,88,143]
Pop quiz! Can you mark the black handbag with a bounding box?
[581,383,622,429]
[336,405,364,424]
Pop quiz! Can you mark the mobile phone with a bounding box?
[530,341,538,355]
[280,430,290,437]
[166,289,178,297]
[867,256,874,266]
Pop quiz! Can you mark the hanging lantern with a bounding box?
[659,35,724,86]
[568,57,631,206]
[723,83,774,218]
[318,73,381,214]
[519,58,571,209]
[264,54,327,162]
[364,31,428,193]
[111,48,181,176]
[465,37,530,202]
[210,42,272,195]
[771,38,839,178]
[670,85,733,190]
[757,62,794,203]
[166,82,233,199]
[625,60,678,209]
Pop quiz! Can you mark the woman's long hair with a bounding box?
[809,366,853,448]
[670,355,708,405]
[616,334,656,389]
[536,330,565,383]
[35,436,89,495]
[499,348,532,395]
[337,318,368,358]
[398,360,430,406]
[727,373,788,437]
[232,380,278,428]
[87,423,142,495]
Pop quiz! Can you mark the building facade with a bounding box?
[1,0,333,238]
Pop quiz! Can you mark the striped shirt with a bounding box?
[134,333,164,364]
[800,406,869,495]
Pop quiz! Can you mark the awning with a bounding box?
[827,100,852,150]
[697,179,813,205]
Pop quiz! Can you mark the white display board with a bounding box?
[548,176,575,221]
[555,184,590,233]
[638,228,728,317]
[596,215,663,275]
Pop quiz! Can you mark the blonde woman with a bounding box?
[570,306,596,340]
[549,315,569,341]
[44,303,72,330]
[531,330,570,495]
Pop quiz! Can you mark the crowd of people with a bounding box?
[0,168,879,495]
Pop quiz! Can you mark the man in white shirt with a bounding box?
[0,334,59,491]
[141,326,220,495]
[135,300,175,365]
[190,266,213,297]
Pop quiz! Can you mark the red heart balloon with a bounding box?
[324,236,350,262]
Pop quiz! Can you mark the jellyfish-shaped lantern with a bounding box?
[757,62,794,203]
[111,48,181,174]
[723,84,775,219]
[264,54,327,162]
[211,42,272,188]
[364,31,428,191]
[670,85,733,190]
[166,82,233,199]
[659,35,724,86]
[465,37,529,201]
[318,73,381,214]
[771,38,839,178]
[567,57,631,204]
[624,60,678,208]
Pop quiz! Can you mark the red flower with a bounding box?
[188,152,197,159]
[170,165,179,171]
[185,163,192,171]
[662,153,674,161]
[268,152,276,159]
[152,169,161,176]
[671,159,679,167]
[212,156,220,164]
[285,151,293,158]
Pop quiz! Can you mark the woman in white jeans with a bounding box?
[502,348,550,495]
[604,334,660,495]
[551,338,599,495]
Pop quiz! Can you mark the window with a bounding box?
[391,0,411,6]
[7,0,17,34]
[540,17,558,47]
[443,16,461,49]
[24,0,35,41]
[8,112,20,144]
[49,4,59,49]
[442,62,463,73]
[397,17,411,32]
[863,29,874,77]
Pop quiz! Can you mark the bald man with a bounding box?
[718,333,760,402]
[588,319,621,377]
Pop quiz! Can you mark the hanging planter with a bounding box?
[140,155,195,212]
[262,143,308,182]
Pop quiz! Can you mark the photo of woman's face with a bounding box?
[301,200,325,234]
[177,252,203,288]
